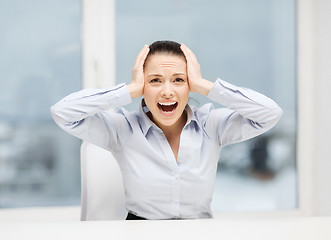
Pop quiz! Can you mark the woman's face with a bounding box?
[143,53,189,129]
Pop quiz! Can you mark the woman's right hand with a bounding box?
[127,45,150,99]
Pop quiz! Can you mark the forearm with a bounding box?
[204,78,282,146]
[208,78,282,126]
[190,78,214,96]
[127,83,143,99]
[50,83,131,125]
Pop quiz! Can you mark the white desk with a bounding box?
[0,217,330,240]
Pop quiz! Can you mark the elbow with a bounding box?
[259,105,283,130]
[50,104,59,121]
[266,105,283,129]
[49,104,65,128]
[274,105,283,123]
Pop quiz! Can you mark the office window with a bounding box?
[0,1,81,207]
[115,0,297,213]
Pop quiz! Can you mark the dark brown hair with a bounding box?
[144,40,185,67]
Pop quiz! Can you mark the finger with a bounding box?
[138,45,150,64]
[180,44,198,64]
[134,47,147,67]
[134,45,150,67]
[180,44,192,59]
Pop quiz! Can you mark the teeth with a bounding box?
[158,102,176,106]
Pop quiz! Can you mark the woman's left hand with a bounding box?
[180,44,214,96]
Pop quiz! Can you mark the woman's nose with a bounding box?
[161,83,174,98]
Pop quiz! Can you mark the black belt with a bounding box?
[126,212,184,220]
[126,212,147,220]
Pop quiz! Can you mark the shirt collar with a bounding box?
[138,103,157,136]
[138,102,201,136]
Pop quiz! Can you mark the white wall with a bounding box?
[312,0,331,216]
[298,0,331,216]
[82,0,115,89]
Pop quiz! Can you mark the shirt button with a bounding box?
[175,174,179,180]
[114,93,120,98]
[219,91,225,95]
[174,198,178,203]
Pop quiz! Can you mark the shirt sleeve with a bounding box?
[50,83,132,151]
[205,78,283,146]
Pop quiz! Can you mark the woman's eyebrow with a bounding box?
[147,73,186,77]
[147,74,163,77]
[173,73,186,76]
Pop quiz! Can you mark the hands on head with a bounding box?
[127,43,213,99]
[127,45,150,99]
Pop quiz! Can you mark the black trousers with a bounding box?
[126,212,147,220]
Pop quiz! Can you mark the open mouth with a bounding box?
[157,102,178,112]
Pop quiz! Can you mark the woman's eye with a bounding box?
[175,78,184,82]
[150,78,160,83]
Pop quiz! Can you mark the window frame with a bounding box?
[79,0,316,218]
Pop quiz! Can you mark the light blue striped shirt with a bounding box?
[50,78,282,219]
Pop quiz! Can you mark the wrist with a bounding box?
[191,79,214,96]
[127,83,143,99]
